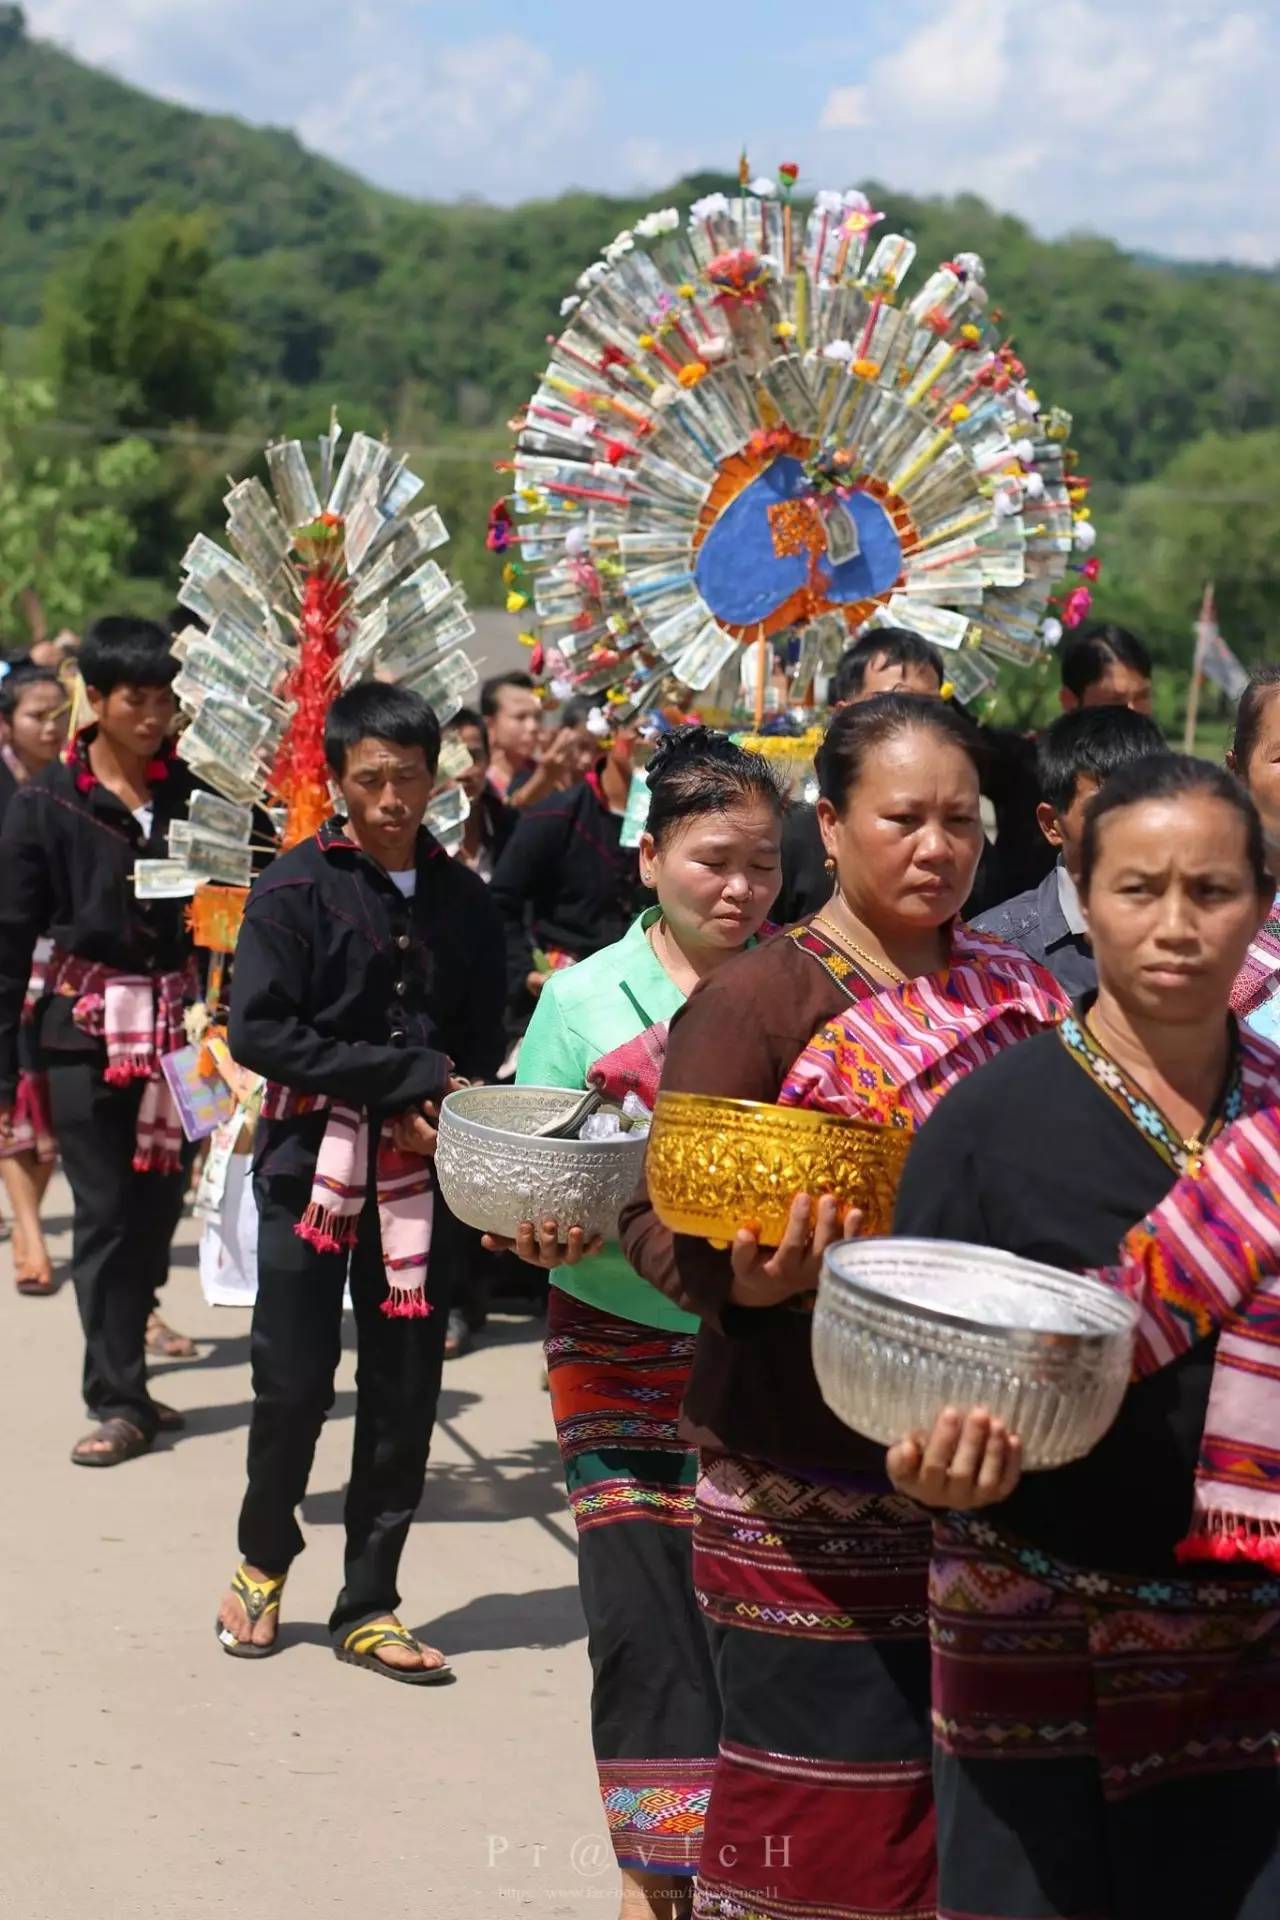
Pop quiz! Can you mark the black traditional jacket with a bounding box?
[489,776,641,1007]
[0,733,200,1098]
[228,816,506,1184]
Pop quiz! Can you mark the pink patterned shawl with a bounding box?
[1230,894,1280,1017]
[778,923,1069,1131]
[1102,1076,1280,1571]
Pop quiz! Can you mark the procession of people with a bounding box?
[4,597,1280,1920]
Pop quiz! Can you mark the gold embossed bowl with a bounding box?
[646,1092,912,1247]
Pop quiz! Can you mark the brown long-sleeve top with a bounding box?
[619,927,884,1475]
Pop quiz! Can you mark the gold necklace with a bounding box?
[812,911,910,986]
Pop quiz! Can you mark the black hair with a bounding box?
[1231,666,1280,773]
[815,691,983,814]
[560,694,594,731]
[830,627,945,706]
[78,616,177,695]
[165,604,205,637]
[1080,753,1269,897]
[480,670,535,718]
[0,664,60,720]
[644,726,783,851]
[323,680,442,779]
[446,706,485,735]
[1060,623,1152,701]
[1036,706,1166,815]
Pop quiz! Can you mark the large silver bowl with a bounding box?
[812,1238,1138,1469]
[434,1085,647,1242]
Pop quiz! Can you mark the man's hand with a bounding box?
[728,1193,861,1309]
[390,1072,472,1159]
[540,725,592,781]
[508,727,595,810]
[886,1407,1023,1511]
[391,1101,440,1158]
[526,971,547,999]
[482,1218,604,1269]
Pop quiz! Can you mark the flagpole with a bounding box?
[1182,580,1214,752]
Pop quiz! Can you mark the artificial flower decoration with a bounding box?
[1061,585,1094,628]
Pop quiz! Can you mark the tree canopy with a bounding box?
[0,4,1275,687]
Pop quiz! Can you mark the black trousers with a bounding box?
[239,1175,448,1638]
[436,1209,489,1333]
[46,1058,189,1441]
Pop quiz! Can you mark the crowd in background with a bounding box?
[7,609,1280,1919]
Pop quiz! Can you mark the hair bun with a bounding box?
[646,724,735,785]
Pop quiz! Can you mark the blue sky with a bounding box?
[25,0,1280,263]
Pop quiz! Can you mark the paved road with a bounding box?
[1,1178,613,1918]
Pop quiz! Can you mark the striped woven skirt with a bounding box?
[931,1514,1280,1920]
[691,1449,936,1920]
[545,1288,718,1878]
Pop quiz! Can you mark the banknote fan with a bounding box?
[496,165,1099,720]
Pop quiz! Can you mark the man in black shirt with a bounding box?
[216,683,505,1681]
[0,618,199,1465]
[774,629,944,924]
[490,719,642,1031]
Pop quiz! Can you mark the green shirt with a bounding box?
[516,908,696,1332]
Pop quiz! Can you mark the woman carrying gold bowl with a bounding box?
[620,692,1067,1920]
[502,726,785,1920]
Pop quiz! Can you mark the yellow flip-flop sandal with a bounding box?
[216,1565,286,1660]
[336,1618,453,1686]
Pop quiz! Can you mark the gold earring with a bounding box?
[823,857,836,874]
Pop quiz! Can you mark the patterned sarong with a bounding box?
[691,1452,936,1920]
[546,1289,716,1877]
[930,1516,1280,1919]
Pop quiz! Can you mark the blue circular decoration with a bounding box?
[694,455,902,626]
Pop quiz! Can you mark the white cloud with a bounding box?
[819,86,869,132]
[23,0,1280,260]
[298,34,600,195]
[814,0,1279,261]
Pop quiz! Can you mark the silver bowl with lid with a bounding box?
[812,1238,1138,1469]
[434,1085,647,1243]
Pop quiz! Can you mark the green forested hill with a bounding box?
[5,3,1280,477]
[1,2,1278,674]
[0,4,394,321]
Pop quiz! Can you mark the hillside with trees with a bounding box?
[1,3,1277,707]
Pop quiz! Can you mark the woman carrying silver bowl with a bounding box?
[888,753,1280,1920]
[498,726,785,1919]
[621,693,1066,1920]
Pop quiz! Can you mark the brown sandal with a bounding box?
[145,1312,197,1359]
[70,1418,152,1468]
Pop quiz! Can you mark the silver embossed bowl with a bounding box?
[434,1085,648,1242]
[812,1239,1138,1469]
